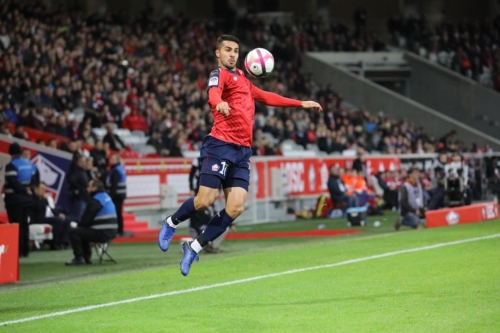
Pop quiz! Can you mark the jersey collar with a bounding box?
[219,67,239,75]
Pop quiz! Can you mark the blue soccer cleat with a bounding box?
[180,242,199,276]
[158,217,176,252]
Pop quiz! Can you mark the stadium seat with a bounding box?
[94,242,117,264]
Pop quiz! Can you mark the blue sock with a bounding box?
[199,209,235,244]
[172,197,197,223]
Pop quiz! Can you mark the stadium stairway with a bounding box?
[123,213,160,236]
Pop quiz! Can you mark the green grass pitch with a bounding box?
[0,216,499,332]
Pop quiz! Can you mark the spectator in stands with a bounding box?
[52,116,68,137]
[390,17,500,92]
[103,125,126,152]
[122,109,149,133]
[106,154,127,237]
[395,168,426,230]
[147,129,170,156]
[31,182,71,250]
[14,125,28,140]
[4,142,39,257]
[327,166,357,209]
[67,119,80,141]
[86,157,99,180]
[352,148,366,177]
[90,140,109,177]
[66,179,118,266]
[0,122,12,137]
[67,155,90,219]
[47,139,58,149]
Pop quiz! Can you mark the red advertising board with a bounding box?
[425,202,499,228]
[255,156,400,199]
[0,224,19,284]
[123,156,400,208]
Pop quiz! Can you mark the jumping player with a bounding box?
[158,35,322,276]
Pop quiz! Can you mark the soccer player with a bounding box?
[158,35,322,276]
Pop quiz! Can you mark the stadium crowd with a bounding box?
[388,15,500,91]
[0,2,493,161]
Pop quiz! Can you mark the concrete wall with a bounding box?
[405,52,500,140]
[303,52,500,149]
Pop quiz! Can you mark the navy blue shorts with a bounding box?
[199,136,252,191]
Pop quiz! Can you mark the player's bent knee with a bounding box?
[194,195,213,210]
[226,204,245,218]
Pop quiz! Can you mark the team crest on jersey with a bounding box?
[212,164,220,172]
[208,76,219,87]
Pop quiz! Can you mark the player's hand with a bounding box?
[216,101,231,116]
[26,188,32,195]
[230,225,236,233]
[301,101,323,112]
[189,190,196,196]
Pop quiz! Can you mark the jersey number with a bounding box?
[220,162,228,176]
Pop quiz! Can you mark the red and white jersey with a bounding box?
[207,67,302,147]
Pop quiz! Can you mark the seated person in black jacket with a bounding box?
[66,179,118,265]
[31,182,75,249]
[327,166,357,209]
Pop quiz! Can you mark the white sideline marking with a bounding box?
[1,233,499,327]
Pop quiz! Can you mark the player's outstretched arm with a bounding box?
[251,85,322,111]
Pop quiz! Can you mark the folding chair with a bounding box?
[93,242,117,264]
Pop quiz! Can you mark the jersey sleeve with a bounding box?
[207,69,224,91]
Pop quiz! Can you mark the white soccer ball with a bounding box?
[244,48,274,78]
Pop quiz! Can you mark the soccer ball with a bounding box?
[244,48,274,78]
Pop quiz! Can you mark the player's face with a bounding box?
[216,41,239,70]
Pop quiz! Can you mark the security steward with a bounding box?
[106,154,127,236]
[66,179,118,265]
[4,142,39,257]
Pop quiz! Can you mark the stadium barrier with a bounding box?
[0,223,19,284]
[123,153,499,226]
[1,132,498,227]
[425,202,499,228]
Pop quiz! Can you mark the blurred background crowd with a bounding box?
[0,2,495,163]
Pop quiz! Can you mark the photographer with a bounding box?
[444,154,471,206]
[428,153,448,210]
[395,168,426,230]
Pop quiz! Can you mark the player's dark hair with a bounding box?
[216,35,240,50]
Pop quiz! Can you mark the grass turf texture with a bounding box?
[0,216,499,332]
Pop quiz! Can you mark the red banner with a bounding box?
[254,156,400,199]
[425,202,499,228]
[0,224,19,284]
[123,156,400,208]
